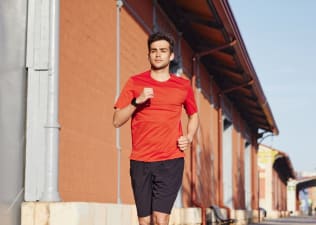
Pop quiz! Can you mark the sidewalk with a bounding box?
[250,216,316,225]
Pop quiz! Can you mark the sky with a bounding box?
[229,0,316,173]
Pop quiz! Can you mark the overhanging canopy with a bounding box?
[158,0,279,135]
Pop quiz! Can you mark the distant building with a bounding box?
[296,172,316,215]
[258,144,295,218]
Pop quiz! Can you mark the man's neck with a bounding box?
[150,68,170,82]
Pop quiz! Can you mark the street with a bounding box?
[251,216,316,225]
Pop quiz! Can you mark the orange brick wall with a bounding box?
[59,0,118,202]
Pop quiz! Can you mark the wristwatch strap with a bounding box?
[131,97,139,107]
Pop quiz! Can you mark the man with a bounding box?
[113,32,199,225]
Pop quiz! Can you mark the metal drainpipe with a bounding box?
[257,145,261,222]
[191,56,206,225]
[153,0,158,32]
[41,0,61,201]
[115,0,123,204]
[176,32,183,76]
[217,93,223,206]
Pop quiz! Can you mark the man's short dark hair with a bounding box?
[147,32,175,53]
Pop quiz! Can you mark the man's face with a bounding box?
[148,40,174,70]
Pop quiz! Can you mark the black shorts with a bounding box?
[130,157,184,217]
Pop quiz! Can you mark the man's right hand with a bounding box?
[136,87,154,104]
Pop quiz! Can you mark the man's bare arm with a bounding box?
[186,112,199,142]
[177,112,199,150]
[113,88,154,128]
[112,104,137,128]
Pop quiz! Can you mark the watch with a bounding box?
[131,97,139,107]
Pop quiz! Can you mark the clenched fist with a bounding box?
[177,136,192,151]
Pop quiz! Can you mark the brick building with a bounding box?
[0,0,286,225]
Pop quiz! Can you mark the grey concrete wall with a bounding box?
[0,0,27,224]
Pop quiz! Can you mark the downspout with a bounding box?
[176,32,183,76]
[152,0,158,32]
[191,56,206,225]
[41,0,61,201]
[253,136,261,222]
[217,93,223,207]
[115,0,123,204]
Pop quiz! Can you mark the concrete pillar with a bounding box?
[287,179,297,214]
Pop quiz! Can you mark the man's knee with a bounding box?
[153,211,170,225]
[138,216,151,225]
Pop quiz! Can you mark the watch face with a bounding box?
[131,98,138,106]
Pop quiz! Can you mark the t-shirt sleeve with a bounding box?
[183,84,198,115]
[114,78,134,109]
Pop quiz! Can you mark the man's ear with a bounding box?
[170,52,175,61]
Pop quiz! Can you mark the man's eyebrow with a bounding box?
[150,47,169,50]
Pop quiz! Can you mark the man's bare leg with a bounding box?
[138,216,151,225]
[152,211,170,225]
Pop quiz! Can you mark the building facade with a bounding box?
[0,1,287,225]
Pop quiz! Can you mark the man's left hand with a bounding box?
[177,136,192,151]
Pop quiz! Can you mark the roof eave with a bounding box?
[213,0,279,135]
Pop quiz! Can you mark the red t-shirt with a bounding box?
[114,71,198,162]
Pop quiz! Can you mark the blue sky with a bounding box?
[229,0,316,172]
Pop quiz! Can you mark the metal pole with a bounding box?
[152,0,158,32]
[115,0,123,204]
[41,0,61,201]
